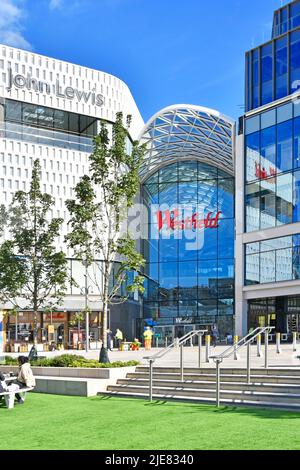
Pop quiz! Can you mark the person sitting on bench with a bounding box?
[13,356,36,403]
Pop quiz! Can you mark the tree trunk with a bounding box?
[99,261,110,363]
[33,310,38,345]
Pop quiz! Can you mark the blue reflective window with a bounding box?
[261,126,276,171]
[291,2,300,29]
[246,182,260,232]
[281,7,288,34]
[218,219,234,259]
[290,30,300,93]
[276,37,288,100]
[198,260,218,290]
[252,49,260,109]
[276,173,293,225]
[294,117,300,169]
[260,179,276,229]
[293,170,300,223]
[277,120,293,172]
[143,161,234,323]
[159,263,178,296]
[246,132,260,182]
[217,259,234,298]
[178,261,197,291]
[261,43,273,105]
[159,235,178,263]
[218,178,234,218]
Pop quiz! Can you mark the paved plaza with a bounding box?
[2,343,300,369]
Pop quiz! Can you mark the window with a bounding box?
[261,43,273,105]
[245,234,300,285]
[142,161,234,318]
[277,120,293,172]
[290,30,300,93]
[275,37,288,100]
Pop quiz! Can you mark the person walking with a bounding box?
[143,327,153,351]
[211,325,219,348]
[107,329,114,351]
[115,328,123,350]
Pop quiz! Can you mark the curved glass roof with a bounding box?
[138,105,235,182]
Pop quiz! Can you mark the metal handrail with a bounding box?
[145,329,207,401]
[210,326,275,407]
[210,327,274,361]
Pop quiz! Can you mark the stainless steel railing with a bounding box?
[144,329,207,402]
[210,326,275,407]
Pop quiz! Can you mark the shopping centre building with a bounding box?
[1,0,300,352]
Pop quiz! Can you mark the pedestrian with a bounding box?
[115,328,123,350]
[211,325,219,348]
[107,329,113,351]
[143,327,153,351]
[12,356,36,403]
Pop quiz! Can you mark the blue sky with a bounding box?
[0,0,284,122]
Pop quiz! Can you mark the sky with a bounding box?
[0,0,286,123]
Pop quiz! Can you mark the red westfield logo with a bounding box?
[156,210,222,231]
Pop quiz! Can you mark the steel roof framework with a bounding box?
[139,105,235,182]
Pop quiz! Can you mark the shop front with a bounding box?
[248,296,300,340]
[2,310,104,352]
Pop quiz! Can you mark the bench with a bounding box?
[0,387,33,409]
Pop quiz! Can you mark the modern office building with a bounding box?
[236,0,300,337]
[0,44,144,350]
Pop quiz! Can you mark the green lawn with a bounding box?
[0,393,300,450]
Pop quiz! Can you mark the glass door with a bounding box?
[153,326,174,347]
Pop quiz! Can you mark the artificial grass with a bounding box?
[0,393,300,450]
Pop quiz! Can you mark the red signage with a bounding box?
[156,210,222,231]
[255,162,277,180]
[45,312,66,321]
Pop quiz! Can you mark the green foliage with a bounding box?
[66,112,146,348]
[0,159,69,341]
[4,354,139,368]
[4,356,18,365]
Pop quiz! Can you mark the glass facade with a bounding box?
[272,1,300,39]
[0,99,99,152]
[246,4,300,112]
[245,101,300,232]
[142,160,235,334]
[245,234,300,285]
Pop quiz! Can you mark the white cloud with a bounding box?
[0,0,32,50]
[49,0,63,9]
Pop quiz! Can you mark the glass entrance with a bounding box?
[153,326,173,347]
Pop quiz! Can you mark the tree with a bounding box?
[0,159,69,344]
[66,112,146,362]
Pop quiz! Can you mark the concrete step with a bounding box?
[127,372,300,384]
[104,389,300,410]
[116,378,300,394]
[136,367,300,377]
[106,384,300,406]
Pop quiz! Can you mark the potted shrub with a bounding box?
[130,340,141,351]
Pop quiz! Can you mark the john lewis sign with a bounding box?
[6,68,105,107]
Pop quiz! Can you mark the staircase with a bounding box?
[106,366,300,410]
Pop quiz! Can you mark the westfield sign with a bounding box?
[156,210,222,231]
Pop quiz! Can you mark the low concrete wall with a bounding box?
[0,366,137,396]
[0,365,136,379]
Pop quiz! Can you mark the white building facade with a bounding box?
[0,44,144,350]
